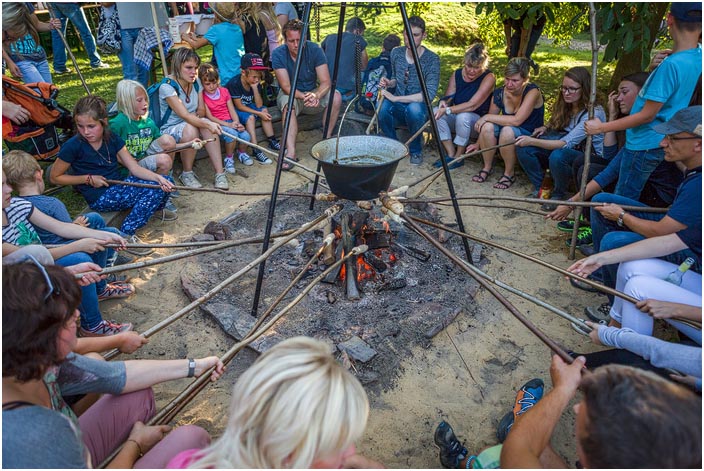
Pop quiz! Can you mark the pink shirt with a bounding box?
[202,87,233,122]
[166,448,203,468]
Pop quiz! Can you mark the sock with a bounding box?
[225,154,234,160]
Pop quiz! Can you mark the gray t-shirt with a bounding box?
[389,46,440,100]
[2,354,126,469]
[274,2,298,21]
[158,79,200,131]
[115,2,169,30]
[321,32,368,92]
[271,42,327,93]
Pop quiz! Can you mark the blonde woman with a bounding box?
[167,337,384,469]
[241,3,281,60]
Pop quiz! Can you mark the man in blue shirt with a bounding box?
[272,19,341,168]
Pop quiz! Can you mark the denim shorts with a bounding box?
[236,105,265,125]
[493,124,532,139]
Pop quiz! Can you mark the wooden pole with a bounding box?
[365,95,385,134]
[150,3,169,78]
[47,10,91,95]
[569,2,599,260]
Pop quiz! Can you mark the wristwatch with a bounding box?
[445,107,452,115]
[187,358,196,377]
[617,210,626,227]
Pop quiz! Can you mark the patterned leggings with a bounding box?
[89,176,171,235]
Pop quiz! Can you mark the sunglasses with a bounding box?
[25,254,60,301]
[665,134,701,143]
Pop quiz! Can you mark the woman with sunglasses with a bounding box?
[2,261,225,468]
[514,67,605,201]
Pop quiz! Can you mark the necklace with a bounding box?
[94,141,111,165]
[183,82,193,104]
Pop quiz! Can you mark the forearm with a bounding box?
[123,359,194,392]
[396,92,424,103]
[501,386,575,468]
[485,113,526,128]
[621,214,671,238]
[601,108,656,133]
[598,233,687,265]
[48,241,82,260]
[51,172,90,187]
[75,336,125,355]
[105,442,140,469]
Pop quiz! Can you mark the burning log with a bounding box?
[322,219,335,265]
[342,214,361,300]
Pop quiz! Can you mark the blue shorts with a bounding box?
[493,124,532,139]
[236,105,265,125]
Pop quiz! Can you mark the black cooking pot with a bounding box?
[310,136,408,200]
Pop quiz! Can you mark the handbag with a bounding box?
[97,6,122,54]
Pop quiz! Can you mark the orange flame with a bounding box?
[356,255,376,282]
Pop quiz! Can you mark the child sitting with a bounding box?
[180,2,246,86]
[50,95,177,241]
[359,33,400,114]
[227,53,281,165]
[200,63,254,173]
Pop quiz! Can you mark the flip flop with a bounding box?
[493,174,516,190]
[471,169,492,183]
[282,156,297,171]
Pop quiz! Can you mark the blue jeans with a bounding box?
[15,59,52,83]
[590,193,699,295]
[118,28,150,87]
[55,251,105,329]
[379,100,428,155]
[515,134,583,198]
[614,147,665,201]
[49,3,102,70]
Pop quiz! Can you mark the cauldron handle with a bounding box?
[334,95,361,164]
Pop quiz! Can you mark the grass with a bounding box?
[34,2,617,216]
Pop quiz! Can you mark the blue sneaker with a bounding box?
[434,421,468,468]
[496,378,544,443]
[432,156,464,170]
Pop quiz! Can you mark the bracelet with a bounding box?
[85,174,92,185]
[187,358,196,378]
[617,210,627,227]
[126,439,143,458]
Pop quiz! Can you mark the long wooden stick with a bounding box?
[570,2,599,260]
[102,206,341,361]
[432,201,547,216]
[404,120,430,147]
[409,215,701,330]
[379,195,574,363]
[365,94,385,134]
[150,3,168,78]
[149,245,367,426]
[163,137,216,154]
[403,195,669,213]
[47,11,91,95]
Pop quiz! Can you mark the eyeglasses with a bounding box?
[25,254,60,301]
[665,134,701,143]
[560,86,581,94]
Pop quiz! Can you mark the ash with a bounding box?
[181,192,481,392]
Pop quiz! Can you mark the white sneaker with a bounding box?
[214,172,229,190]
[253,149,273,165]
[237,151,254,166]
[224,157,236,174]
[125,234,154,256]
[179,171,202,188]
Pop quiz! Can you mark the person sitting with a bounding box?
[500,356,701,468]
[272,19,341,170]
[2,261,225,468]
[514,67,605,200]
[156,48,229,190]
[583,2,701,201]
[433,43,495,169]
[321,17,369,101]
[166,336,383,469]
[2,169,133,337]
[110,79,178,216]
[227,53,279,165]
[239,3,280,63]
[471,57,544,189]
[50,95,177,239]
[199,63,254,174]
[378,15,440,166]
[359,33,401,114]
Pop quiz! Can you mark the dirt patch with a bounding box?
[106,125,603,467]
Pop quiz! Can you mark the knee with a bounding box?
[499,126,516,142]
[479,123,495,139]
[158,134,176,151]
[166,424,211,449]
[156,154,173,171]
[332,90,342,108]
[246,115,255,126]
[181,124,198,141]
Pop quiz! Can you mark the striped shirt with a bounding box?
[2,198,40,246]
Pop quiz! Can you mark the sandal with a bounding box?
[471,169,492,183]
[493,174,516,190]
[98,281,135,301]
[282,156,297,171]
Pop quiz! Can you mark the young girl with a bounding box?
[158,48,228,190]
[229,53,280,164]
[50,95,176,242]
[2,169,133,337]
[1,2,61,83]
[514,67,606,200]
[199,63,253,173]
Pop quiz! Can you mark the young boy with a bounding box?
[199,63,253,174]
[227,53,281,165]
[2,150,149,260]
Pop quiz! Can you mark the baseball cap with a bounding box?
[670,2,702,23]
[653,106,702,137]
[241,53,269,70]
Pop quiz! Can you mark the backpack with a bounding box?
[359,55,392,112]
[96,5,121,54]
[147,77,200,129]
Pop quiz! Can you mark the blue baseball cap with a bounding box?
[670,2,702,23]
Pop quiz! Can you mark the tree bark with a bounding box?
[608,3,669,91]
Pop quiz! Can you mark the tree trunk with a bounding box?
[608,3,669,91]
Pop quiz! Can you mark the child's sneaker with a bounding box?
[214,172,229,190]
[224,156,237,174]
[496,378,544,443]
[237,151,254,166]
[253,149,273,165]
[79,319,133,337]
[434,421,469,468]
[98,281,135,301]
[267,136,281,151]
[179,171,203,188]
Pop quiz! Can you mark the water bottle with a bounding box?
[538,169,554,200]
[664,257,695,286]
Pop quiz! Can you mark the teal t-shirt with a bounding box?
[109,112,161,161]
[204,22,246,85]
[627,45,702,151]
